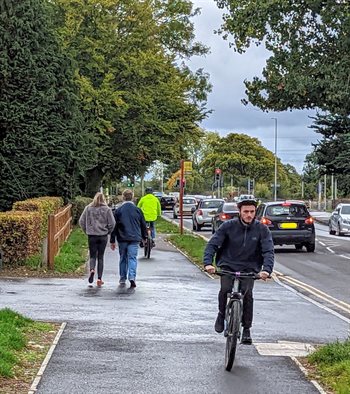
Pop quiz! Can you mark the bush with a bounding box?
[71,196,92,225]
[13,197,63,238]
[0,211,42,265]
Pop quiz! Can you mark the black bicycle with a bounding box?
[144,222,153,259]
[217,270,260,371]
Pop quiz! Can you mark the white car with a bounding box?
[329,203,350,236]
[173,197,197,219]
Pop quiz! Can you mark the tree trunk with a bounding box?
[85,167,104,197]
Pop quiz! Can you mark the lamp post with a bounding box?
[271,117,278,201]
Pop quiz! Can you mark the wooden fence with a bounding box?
[47,204,72,269]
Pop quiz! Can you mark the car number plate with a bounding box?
[280,222,297,229]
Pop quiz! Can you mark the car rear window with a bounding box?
[183,198,196,204]
[201,200,223,209]
[341,206,350,214]
[223,203,238,211]
[266,204,308,217]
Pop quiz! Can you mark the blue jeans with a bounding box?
[118,242,139,281]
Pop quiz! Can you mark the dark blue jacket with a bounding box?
[203,218,274,274]
[110,202,147,243]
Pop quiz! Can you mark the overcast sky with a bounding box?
[189,0,320,174]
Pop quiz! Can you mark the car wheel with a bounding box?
[173,212,178,219]
[306,243,315,252]
[329,222,336,235]
[195,221,201,231]
[192,220,196,230]
[337,223,344,236]
[295,244,303,250]
[212,225,215,234]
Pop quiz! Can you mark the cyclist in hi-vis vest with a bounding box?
[203,198,274,344]
[137,187,161,247]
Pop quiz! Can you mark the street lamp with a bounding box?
[271,117,278,201]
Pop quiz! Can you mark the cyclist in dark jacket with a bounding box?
[110,189,147,288]
[203,199,274,344]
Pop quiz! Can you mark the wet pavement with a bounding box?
[0,236,348,393]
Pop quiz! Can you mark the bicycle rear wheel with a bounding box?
[225,300,241,371]
[144,237,151,259]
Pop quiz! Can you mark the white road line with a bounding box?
[326,247,335,253]
[340,254,350,260]
[319,241,326,246]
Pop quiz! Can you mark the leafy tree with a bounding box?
[53,0,211,195]
[215,1,350,115]
[0,0,88,211]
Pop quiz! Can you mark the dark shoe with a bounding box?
[214,312,225,333]
[130,280,136,288]
[241,328,252,345]
[88,270,95,284]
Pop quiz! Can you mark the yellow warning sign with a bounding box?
[184,161,192,173]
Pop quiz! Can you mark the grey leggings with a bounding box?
[88,235,108,279]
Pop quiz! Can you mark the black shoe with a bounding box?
[214,312,225,333]
[241,328,252,345]
[130,280,136,288]
[88,270,95,284]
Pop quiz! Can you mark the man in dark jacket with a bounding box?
[110,189,147,288]
[203,199,274,344]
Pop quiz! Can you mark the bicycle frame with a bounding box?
[144,222,153,259]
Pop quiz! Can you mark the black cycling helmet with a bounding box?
[145,187,153,194]
[237,198,258,209]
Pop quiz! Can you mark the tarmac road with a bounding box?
[0,237,348,394]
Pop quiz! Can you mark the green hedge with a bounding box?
[0,211,42,265]
[13,197,63,238]
[71,196,93,225]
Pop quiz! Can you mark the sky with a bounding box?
[189,0,320,173]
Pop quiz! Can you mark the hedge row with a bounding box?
[0,211,42,264]
[71,196,92,225]
[13,197,63,238]
[0,196,64,266]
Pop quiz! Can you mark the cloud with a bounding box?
[190,0,319,173]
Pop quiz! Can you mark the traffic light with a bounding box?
[215,168,221,181]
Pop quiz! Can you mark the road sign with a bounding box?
[184,161,192,174]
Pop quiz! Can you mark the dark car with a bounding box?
[255,200,315,252]
[212,202,239,233]
[160,196,176,211]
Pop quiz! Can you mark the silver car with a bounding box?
[329,203,350,236]
[173,197,197,219]
[192,198,224,231]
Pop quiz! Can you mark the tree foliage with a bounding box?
[0,0,88,211]
[216,0,350,115]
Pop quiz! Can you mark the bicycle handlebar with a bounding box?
[216,270,262,279]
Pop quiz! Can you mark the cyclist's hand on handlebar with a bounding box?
[259,271,270,281]
[204,264,215,274]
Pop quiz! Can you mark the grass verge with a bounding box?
[0,308,59,393]
[167,234,207,267]
[307,340,350,394]
[156,216,180,234]
[53,226,88,273]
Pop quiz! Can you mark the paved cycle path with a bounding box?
[0,237,348,394]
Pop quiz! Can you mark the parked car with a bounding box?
[160,196,176,211]
[212,202,239,233]
[329,203,350,236]
[192,198,224,231]
[173,197,197,219]
[255,200,315,252]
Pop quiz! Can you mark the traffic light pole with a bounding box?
[179,159,184,235]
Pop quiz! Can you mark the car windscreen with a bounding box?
[183,199,196,204]
[201,200,223,209]
[341,206,350,214]
[266,204,308,217]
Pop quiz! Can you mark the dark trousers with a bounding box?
[88,235,108,279]
[218,275,254,329]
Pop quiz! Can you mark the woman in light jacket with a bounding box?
[79,192,115,286]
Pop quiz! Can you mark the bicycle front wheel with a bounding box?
[225,300,241,371]
[144,238,151,259]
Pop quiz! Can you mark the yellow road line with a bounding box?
[274,273,350,314]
